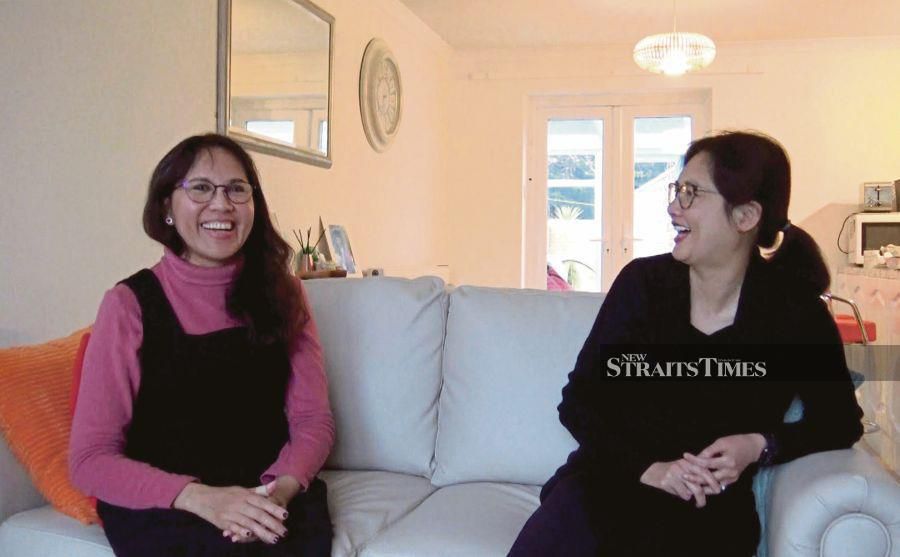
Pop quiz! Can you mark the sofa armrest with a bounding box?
[0,436,45,524]
[765,448,900,557]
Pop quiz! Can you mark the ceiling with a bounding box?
[398,0,900,49]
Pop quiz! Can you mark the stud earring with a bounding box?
[165,216,174,225]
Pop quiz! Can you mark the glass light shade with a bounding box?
[633,32,716,76]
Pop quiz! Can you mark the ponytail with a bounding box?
[765,223,830,295]
[684,131,831,295]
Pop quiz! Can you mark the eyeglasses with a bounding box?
[667,182,720,210]
[177,179,254,204]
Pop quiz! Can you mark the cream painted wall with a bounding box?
[256,0,452,288]
[3,1,897,344]
[0,1,216,347]
[446,37,900,288]
[0,0,451,346]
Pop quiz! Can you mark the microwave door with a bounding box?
[852,214,900,265]
[863,223,898,252]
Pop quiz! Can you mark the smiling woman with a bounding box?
[167,149,256,268]
[508,131,863,557]
[69,134,335,557]
[141,134,302,345]
[164,152,252,267]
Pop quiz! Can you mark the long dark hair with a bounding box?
[684,131,830,294]
[143,133,307,345]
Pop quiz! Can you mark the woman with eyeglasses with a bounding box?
[69,134,334,556]
[509,131,863,556]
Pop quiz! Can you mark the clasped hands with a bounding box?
[639,433,765,508]
[172,475,300,544]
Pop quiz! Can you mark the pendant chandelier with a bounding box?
[633,2,716,76]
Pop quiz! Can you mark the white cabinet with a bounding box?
[833,267,900,475]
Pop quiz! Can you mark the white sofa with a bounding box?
[1,276,899,556]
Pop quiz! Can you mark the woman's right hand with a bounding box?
[172,482,288,544]
[640,459,722,508]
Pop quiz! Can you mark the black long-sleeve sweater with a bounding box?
[547,252,863,555]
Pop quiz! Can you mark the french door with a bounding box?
[525,94,709,291]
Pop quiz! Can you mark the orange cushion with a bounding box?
[0,327,99,524]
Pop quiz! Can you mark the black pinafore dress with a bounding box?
[97,269,332,557]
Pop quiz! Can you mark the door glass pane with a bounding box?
[547,119,603,292]
[632,116,692,259]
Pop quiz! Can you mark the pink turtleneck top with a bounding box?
[69,250,335,509]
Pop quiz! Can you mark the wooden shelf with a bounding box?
[297,269,348,280]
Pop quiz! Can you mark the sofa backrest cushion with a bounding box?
[303,277,446,477]
[432,286,604,487]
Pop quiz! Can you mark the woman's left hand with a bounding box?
[224,476,302,543]
[682,433,766,490]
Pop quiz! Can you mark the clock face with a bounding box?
[375,59,400,134]
[359,39,402,152]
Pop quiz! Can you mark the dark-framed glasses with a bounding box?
[177,179,254,204]
[667,182,720,210]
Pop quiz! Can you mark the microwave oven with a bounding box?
[847,212,900,265]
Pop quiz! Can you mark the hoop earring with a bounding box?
[165,216,174,226]
[759,230,784,260]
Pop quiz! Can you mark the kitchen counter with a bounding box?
[839,265,900,280]
[832,267,900,475]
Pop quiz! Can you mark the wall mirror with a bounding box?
[217,0,334,168]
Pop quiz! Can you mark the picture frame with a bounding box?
[328,223,358,275]
[860,181,897,212]
[318,217,358,275]
[317,216,334,263]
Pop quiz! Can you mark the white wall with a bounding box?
[445,37,900,287]
[0,0,451,346]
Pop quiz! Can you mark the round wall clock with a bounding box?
[359,38,402,152]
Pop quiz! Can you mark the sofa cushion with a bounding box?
[304,277,446,477]
[320,469,436,557]
[0,438,45,528]
[433,286,603,486]
[0,506,111,557]
[360,482,540,557]
[0,471,437,557]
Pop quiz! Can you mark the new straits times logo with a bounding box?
[607,353,767,378]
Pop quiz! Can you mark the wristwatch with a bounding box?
[758,433,778,466]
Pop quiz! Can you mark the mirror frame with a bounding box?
[217,0,334,168]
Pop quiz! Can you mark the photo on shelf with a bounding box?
[318,217,358,275]
[327,224,357,274]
